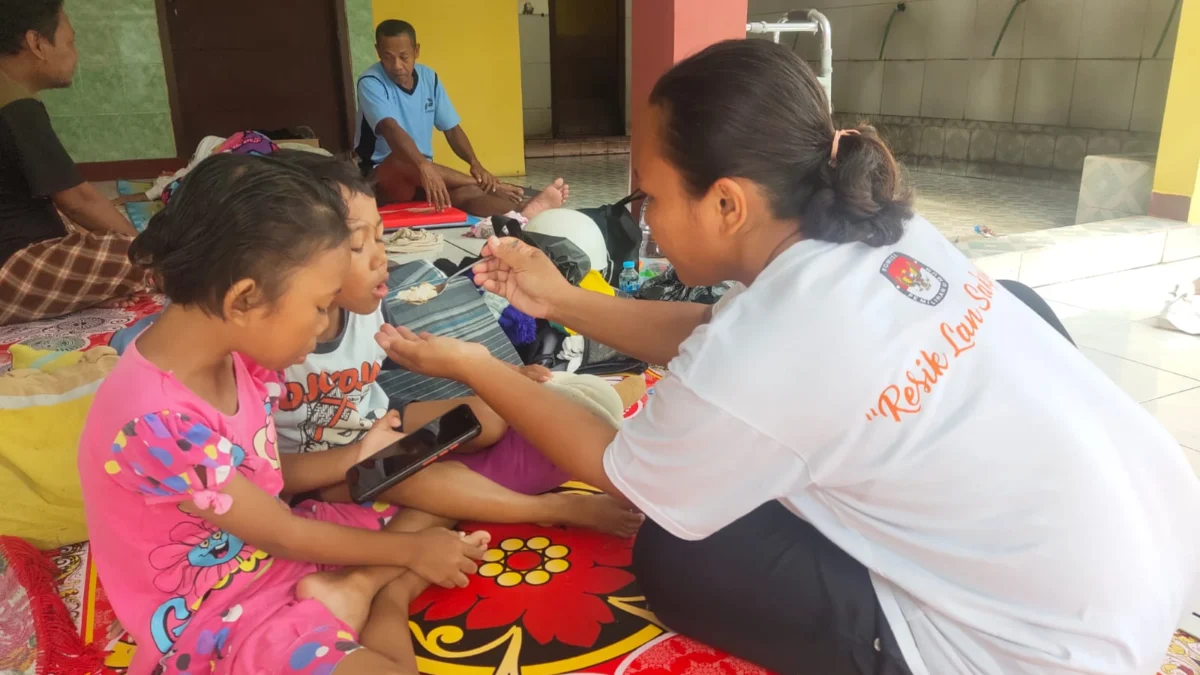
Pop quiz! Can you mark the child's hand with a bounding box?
[407,528,491,588]
[357,410,405,463]
[375,324,491,381]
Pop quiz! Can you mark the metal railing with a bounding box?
[746,10,833,112]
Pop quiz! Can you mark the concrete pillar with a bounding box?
[628,0,748,193]
[1150,0,1200,222]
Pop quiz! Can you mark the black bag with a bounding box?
[494,215,592,285]
[519,321,647,376]
[578,191,644,286]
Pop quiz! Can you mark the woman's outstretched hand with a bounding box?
[472,236,572,319]
[375,324,491,382]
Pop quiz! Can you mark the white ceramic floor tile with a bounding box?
[1143,388,1200,449]
[1076,318,1200,380]
[1183,446,1200,481]
[1181,608,1200,638]
[1036,259,1200,320]
[441,229,487,256]
[1046,301,1133,338]
[1081,348,1200,403]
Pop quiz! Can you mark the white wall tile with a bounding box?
[1130,59,1172,132]
[518,14,550,64]
[926,0,977,60]
[1069,59,1138,129]
[966,59,1020,122]
[1022,0,1083,59]
[840,60,884,114]
[824,8,855,64]
[1015,59,1076,125]
[920,59,970,119]
[832,60,853,112]
[1079,0,1148,59]
[520,60,551,110]
[523,107,551,138]
[881,60,925,116]
[882,1,931,61]
[1141,0,1181,59]
[849,4,893,60]
[974,0,1028,58]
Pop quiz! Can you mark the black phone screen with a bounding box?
[347,405,481,502]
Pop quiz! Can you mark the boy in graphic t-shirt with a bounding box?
[272,152,643,537]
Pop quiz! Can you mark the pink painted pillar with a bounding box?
[629,0,748,193]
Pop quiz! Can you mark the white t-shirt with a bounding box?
[276,306,393,454]
[604,216,1200,675]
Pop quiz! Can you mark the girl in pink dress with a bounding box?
[78,154,488,675]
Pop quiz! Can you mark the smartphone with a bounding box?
[346,405,482,503]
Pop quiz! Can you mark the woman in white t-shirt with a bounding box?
[376,40,1200,675]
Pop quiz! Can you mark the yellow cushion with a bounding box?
[9,343,85,373]
[0,348,117,549]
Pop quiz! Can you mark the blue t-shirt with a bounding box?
[354,62,461,169]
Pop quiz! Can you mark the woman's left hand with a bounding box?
[375,324,491,382]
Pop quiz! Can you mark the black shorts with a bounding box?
[633,501,913,675]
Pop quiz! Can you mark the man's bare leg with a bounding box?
[449,178,568,219]
[374,153,567,218]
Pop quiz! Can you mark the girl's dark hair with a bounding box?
[273,150,376,199]
[650,39,912,247]
[129,154,349,316]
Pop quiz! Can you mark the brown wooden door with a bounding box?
[549,0,624,138]
[160,0,354,154]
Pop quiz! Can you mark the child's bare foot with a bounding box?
[296,569,378,633]
[520,178,569,219]
[548,493,644,537]
[461,529,492,550]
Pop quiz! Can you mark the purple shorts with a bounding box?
[448,429,568,495]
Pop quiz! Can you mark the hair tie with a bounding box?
[830,129,861,166]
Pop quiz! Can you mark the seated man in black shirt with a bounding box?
[0,0,148,326]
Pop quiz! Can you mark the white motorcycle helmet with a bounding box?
[524,208,611,279]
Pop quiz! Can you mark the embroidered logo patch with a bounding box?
[880,253,948,306]
[425,98,435,113]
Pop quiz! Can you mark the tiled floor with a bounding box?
[1045,259,1200,638]
[509,156,1080,243]
[905,168,1079,241]
[1036,257,1200,469]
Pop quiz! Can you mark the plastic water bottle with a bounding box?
[619,260,640,294]
[637,196,667,282]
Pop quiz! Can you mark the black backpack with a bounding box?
[578,191,644,286]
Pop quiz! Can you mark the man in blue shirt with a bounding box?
[355,20,566,217]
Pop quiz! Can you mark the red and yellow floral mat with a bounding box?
[42,531,1200,675]
[35,367,1200,674]
[0,292,164,373]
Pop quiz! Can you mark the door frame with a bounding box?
[154,0,359,155]
[547,0,626,139]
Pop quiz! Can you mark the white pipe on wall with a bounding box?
[746,9,833,112]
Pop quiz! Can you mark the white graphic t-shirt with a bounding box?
[276,305,394,454]
[604,215,1200,675]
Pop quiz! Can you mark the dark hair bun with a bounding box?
[650,40,913,248]
[803,125,913,247]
